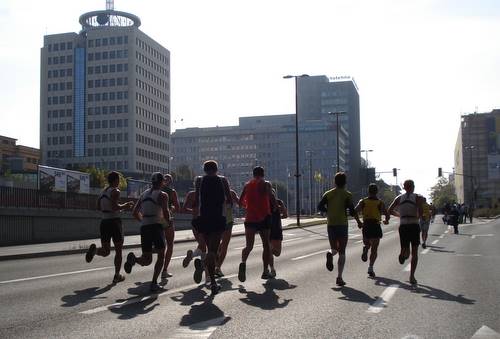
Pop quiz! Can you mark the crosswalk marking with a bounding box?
[367,284,399,314]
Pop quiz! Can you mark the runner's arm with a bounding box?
[347,199,363,228]
[221,177,232,206]
[388,196,400,217]
[132,199,142,221]
[381,201,390,224]
[239,185,247,208]
[160,192,171,222]
[266,181,277,212]
[278,200,288,219]
[110,188,133,211]
[181,192,194,213]
[317,195,328,213]
[171,190,181,212]
[354,199,364,214]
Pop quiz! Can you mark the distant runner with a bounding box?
[193,160,232,295]
[429,203,436,223]
[215,189,240,278]
[269,190,288,278]
[238,166,276,282]
[318,172,363,287]
[388,179,424,285]
[420,197,431,248]
[161,174,180,279]
[124,173,171,292]
[355,183,389,278]
[86,171,134,284]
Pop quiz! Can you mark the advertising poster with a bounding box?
[38,166,90,193]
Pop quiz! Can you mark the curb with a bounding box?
[0,219,327,261]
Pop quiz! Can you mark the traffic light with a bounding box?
[392,168,397,177]
[438,167,442,177]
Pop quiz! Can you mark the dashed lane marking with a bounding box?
[367,284,399,314]
[291,249,329,261]
[355,240,363,244]
[471,234,494,239]
[0,266,113,285]
[403,264,411,272]
[421,248,430,254]
[233,237,303,250]
[431,240,439,245]
[168,316,228,339]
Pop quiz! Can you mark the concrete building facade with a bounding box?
[455,109,500,208]
[40,6,170,176]
[0,135,40,173]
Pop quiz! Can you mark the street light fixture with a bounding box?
[360,149,373,166]
[328,111,347,173]
[283,74,309,226]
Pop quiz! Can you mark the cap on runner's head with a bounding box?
[151,172,164,185]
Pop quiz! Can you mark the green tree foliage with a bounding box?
[429,177,456,209]
[375,179,397,206]
[172,164,194,181]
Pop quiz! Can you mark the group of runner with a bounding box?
[86,163,430,295]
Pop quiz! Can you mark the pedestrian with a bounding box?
[160,174,180,280]
[268,189,288,278]
[215,189,240,278]
[429,202,436,223]
[193,160,232,295]
[124,172,171,292]
[420,197,431,248]
[448,203,460,234]
[388,179,425,285]
[86,171,134,284]
[468,206,474,223]
[238,166,276,282]
[318,172,363,287]
[355,183,389,278]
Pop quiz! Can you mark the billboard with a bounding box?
[38,165,90,194]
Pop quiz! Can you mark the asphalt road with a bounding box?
[0,217,499,339]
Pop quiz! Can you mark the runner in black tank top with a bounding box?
[160,174,180,280]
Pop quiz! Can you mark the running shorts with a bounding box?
[196,215,227,234]
[362,220,383,239]
[100,218,124,243]
[270,212,283,241]
[140,223,166,253]
[244,215,271,232]
[399,223,421,247]
[419,220,430,233]
[327,225,349,241]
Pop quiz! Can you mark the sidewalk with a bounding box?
[0,217,326,261]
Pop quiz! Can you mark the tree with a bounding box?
[172,164,193,181]
[429,177,456,209]
[376,179,397,206]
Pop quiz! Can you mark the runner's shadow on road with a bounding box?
[238,278,296,310]
[430,248,455,254]
[332,286,377,305]
[179,300,231,328]
[374,276,475,305]
[109,281,161,320]
[61,284,113,307]
[171,278,239,306]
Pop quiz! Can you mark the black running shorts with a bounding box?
[399,223,421,248]
[245,215,272,232]
[327,225,349,241]
[270,212,283,241]
[140,223,166,253]
[100,218,124,244]
[196,215,227,234]
[362,220,383,240]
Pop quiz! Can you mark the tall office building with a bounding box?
[40,3,170,176]
[455,109,500,208]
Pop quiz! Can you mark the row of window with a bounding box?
[136,79,168,101]
[88,77,128,88]
[136,147,168,163]
[47,122,72,132]
[47,150,73,158]
[88,63,128,74]
[136,65,168,89]
[136,92,168,113]
[48,95,73,105]
[136,106,168,126]
[88,36,128,48]
[48,109,72,118]
[136,38,168,64]
[88,147,128,157]
[88,91,128,102]
[88,49,129,61]
[136,51,168,76]
[48,68,73,78]
[48,55,73,65]
[87,119,129,130]
[136,161,166,174]
[47,135,72,145]
[59,160,129,171]
[88,132,128,143]
[48,82,73,92]
[88,105,129,115]
[135,119,168,138]
[136,133,169,151]
[47,42,73,52]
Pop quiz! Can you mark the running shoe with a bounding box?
[398,254,406,265]
[124,252,136,274]
[361,246,368,262]
[214,267,224,278]
[150,282,162,293]
[161,269,171,280]
[193,258,203,284]
[326,251,334,271]
[270,268,277,278]
[85,244,97,263]
[112,274,125,283]
[336,277,346,286]
[409,277,418,285]
[367,267,375,278]
[261,270,273,280]
[210,283,221,296]
[422,242,427,249]
[183,250,193,268]
[238,262,246,282]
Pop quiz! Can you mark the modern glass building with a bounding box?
[40,4,170,176]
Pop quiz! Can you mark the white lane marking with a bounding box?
[291,249,328,261]
[367,284,399,314]
[439,234,445,239]
[0,266,113,285]
[81,273,238,315]
[348,234,362,239]
[470,325,500,339]
[355,240,363,244]
[233,237,303,250]
[456,254,482,257]
[403,264,411,272]
[283,233,296,236]
[471,234,494,239]
[384,230,395,235]
[431,240,439,245]
[171,255,185,260]
[421,248,430,254]
[282,237,304,243]
[168,316,227,339]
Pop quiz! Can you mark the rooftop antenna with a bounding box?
[106,0,114,10]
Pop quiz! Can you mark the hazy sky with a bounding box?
[1,0,499,197]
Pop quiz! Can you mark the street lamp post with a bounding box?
[328,111,347,173]
[284,74,309,226]
[306,150,313,216]
[360,149,373,166]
